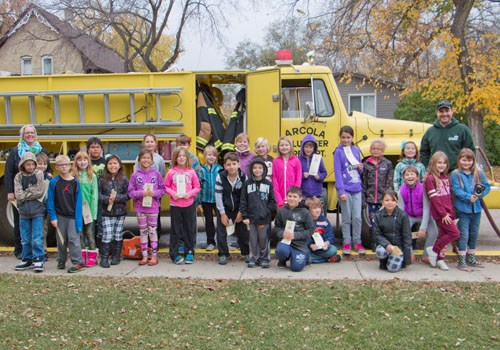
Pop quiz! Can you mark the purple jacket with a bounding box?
[299,134,327,197]
[128,167,165,213]
[399,182,424,218]
[333,144,363,195]
[236,148,255,176]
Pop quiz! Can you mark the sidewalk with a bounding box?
[1,255,498,282]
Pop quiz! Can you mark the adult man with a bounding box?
[420,100,475,170]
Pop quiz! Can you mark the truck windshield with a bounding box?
[281,79,334,118]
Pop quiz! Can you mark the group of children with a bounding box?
[14,125,491,274]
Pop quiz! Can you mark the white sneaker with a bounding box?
[426,246,438,267]
[436,260,449,271]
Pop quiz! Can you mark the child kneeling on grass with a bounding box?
[374,191,412,272]
[305,197,341,264]
[274,186,314,272]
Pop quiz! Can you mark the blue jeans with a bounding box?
[20,216,45,262]
[275,242,309,272]
[310,245,338,263]
[456,210,481,251]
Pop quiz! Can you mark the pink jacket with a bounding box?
[272,156,302,207]
[164,166,200,207]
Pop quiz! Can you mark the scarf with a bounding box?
[17,140,42,158]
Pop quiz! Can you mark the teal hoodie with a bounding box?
[420,118,474,170]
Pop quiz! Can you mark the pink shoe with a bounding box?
[356,243,366,255]
[84,249,98,267]
[421,256,429,264]
[342,243,351,255]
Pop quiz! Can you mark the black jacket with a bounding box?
[215,168,247,213]
[274,203,314,253]
[239,158,276,224]
[98,176,130,217]
[374,206,412,266]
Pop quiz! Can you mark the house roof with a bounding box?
[0,4,125,73]
[333,71,404,90]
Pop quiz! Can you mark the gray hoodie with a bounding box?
[14,152,46,218]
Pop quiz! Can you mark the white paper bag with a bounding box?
[107,189,116,211]
[343,146,360,166]
[281,220,296,245]
[226,219,235,236]
[312,231,325,249]
[82,200,93,225]
[142,183,153,207]
[176,174,186,197]
[308,154,322,176]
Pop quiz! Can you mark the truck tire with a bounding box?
[361,205,372,249]
[0,181,15,245]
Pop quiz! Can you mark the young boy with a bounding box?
[299,135,327,202]
[305,197,342,264]
[215,152,249,265]
[240,157,276,268]
[86,137,106,178]
[47,155,85,273]
[36,152,52,259]
[14,152,47,272]
[274,186,315,272]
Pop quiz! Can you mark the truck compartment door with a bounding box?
[246,69,281,156]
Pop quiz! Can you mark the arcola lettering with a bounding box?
[285,127,325,139]
[293,140,328,148]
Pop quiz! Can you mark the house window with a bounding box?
[349,94,376,116]
[42,56,53,75]
[21,56,32,75]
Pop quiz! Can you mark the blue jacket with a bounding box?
[299,134,327,197]
[200,163,222,203]
[307,213,335,248]
[47,176,83,233]
[451,169,490,214]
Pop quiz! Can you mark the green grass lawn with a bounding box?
[1,274,498,350]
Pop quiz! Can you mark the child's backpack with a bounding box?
[121,231,143,259]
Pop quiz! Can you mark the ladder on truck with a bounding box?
[0,87,184,131]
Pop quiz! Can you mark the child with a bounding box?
[129,150,165,266]
[333,126,363,255]
[14,152,46,273]
[424,151,460,271]
[164,146,201,264]
[362,139,394,252]
[35,152,51,259]
[199,146,223,251]
[305,197,341,264]
[234,132,255,176]
[47,155,85,273]
[274,186,314,272]
[71,151,99,267]
[397,166,438,263]
[86,137,106,178]
[215,152,249,265]
[299,134,327,202]
[272,136,302,208]
[98,155,129,268]
[451,148,491,270]
[393,141,427,192]
[374,191,412,272]
[240,157,276,268]
[254,137,273,181]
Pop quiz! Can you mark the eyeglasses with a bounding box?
[57,163,71,167]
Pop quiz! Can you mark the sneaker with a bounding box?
[247,261,256,268]
[178,246,185,254]
[15,260,33,271]
[228,242,240,251]
[174,256,184,265]
[206,244,216,251]
[328,254,342,263]
[67,264,85,273]
[218,256,228,265]
[185,254,194,264]
[57,261,65,270]
[33,260,44,273]
[466,253,484,268]
[342,244,351,255]
[261,261,270,269]
[426,246,438,268]
[277,260,286,269]
[356,243,366,255]
[436,260,449,271]
[244,255,250,264]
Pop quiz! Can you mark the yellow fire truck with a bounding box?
[1,58,497,245]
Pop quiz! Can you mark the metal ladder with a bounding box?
[0,87,184,129]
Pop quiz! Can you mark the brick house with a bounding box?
[333,71,404,119]
[0,4,124,75]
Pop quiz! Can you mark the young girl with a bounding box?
[451,148,490,270]
[199,146,222,251]
[98,155,129,268]
[129,150,165,266]
[397,166,438,263]
[71,151,99,267]
[272,136,302,208]
[234,133,255,176]
[333,126,363,255]
[164,146,200,264]
[393,141,427,192]
[374,191,412,272]
[424,151,460,271]
[254,137,273,182]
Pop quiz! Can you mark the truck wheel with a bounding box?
[361,206,372,249]
[0,183,15,245]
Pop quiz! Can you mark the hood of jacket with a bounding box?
[18,151,37,172]
[300,134,318,158]
[432,117,459,129]
[248,157,268,181]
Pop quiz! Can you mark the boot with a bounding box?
[85,249,98,267]
[379,258,388,270]
[466,251,484,268]
[457,253,470,271]
[111,240,123,265]
[100,243,110,268]
[81,249,88,266]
